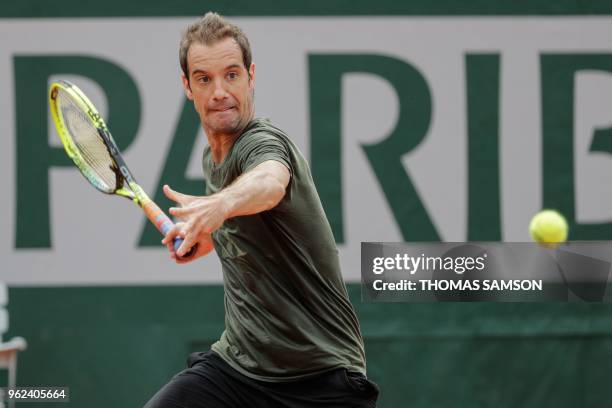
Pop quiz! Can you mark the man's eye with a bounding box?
[227,72,238,80]
[199,76,210,83]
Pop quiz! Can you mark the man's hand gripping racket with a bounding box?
[49,80,196,259]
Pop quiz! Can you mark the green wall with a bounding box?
[7,285,612,407]
[2,0,612,17]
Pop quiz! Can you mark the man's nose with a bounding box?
[212,79,229,100]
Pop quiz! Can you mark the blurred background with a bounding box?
[2,1,612,407]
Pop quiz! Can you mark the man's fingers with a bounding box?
[176,234,196,258]
[163,184,196,205]
[161,222,185,245]
[166,242,177,260]
[162,184,179,203]
[162,233,175,245]
[169,206,191,218]
[161,221,196,263]
[164,184,200,207]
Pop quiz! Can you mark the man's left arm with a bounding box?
[164,160,290,257]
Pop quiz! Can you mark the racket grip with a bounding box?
[142,200,197,259]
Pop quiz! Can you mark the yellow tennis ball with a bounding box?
[529,210,568,243]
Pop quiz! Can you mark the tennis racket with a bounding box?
[49,79,196,258]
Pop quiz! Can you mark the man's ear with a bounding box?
[181,73,193,100]
[248,62,255,90]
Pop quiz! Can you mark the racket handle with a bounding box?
[142,200,197,259]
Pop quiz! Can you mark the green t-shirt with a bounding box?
[205,118,366,381]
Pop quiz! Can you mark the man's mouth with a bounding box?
[212,106,234,112]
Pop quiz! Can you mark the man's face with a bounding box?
[182,38,255,136]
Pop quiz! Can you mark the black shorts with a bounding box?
[144,351,379,408]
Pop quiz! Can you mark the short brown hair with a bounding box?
[179,12,252,80]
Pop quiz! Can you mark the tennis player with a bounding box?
[145,12,379,408]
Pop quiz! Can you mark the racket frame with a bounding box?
[49,80,193,255]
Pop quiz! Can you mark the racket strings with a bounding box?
[57,89,120,192]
